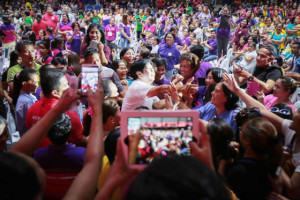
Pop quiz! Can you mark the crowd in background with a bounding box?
[0,0,300,199]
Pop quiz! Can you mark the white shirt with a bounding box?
[240,50,257,74]
[122,80,159,111]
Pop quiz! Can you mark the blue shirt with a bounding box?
[158,44,181,70]
[196,102,237,132]
[15,90,37,136]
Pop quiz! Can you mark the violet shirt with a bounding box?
[207,37,217,54]
[67,31,84,55]
[154,76,170,85]
[119,23,131,38]
[182,36,191,46]
[175,17,181,24]
[195,62,212,79]
[144,24,156,35]
[160,16,168,29]
[102,15,111,30]
[216,17,233,38]
[158,44,181,70]
[0,23,16,44]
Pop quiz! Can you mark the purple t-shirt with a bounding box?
[102,15,111,30]
[216,17,233,38]
[119,23,131,38]
[182,36,191,46]
[67,31,84,55]
[158,44,181,70]
[0,23,16,44]
[154,76,170,85]
[207,38,217,54]
[195,62,212,79]
[160,16,168,29]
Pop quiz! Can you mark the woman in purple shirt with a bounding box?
[119,14,132,49]
[102,9,111,30]
[67,22,84,55]
[158,33,181,81]
[216,7,234,59]
[158,10,168,38]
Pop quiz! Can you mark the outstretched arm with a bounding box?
[10,89,80,155]
[64,80,104,200]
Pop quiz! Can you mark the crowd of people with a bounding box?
[0,0,300,199]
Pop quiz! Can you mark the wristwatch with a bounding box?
[247,76,254,81]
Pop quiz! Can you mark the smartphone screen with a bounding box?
[81,65,99,96]
[127,117,193,165]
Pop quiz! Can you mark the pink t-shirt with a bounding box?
[264,94,296,110]
[105,25,119,41]
[0,24,16,44]
[144,24,156,34]
[42,13,59,32]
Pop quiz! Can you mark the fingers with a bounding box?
[115,138,125,165]
[186,76,194,85]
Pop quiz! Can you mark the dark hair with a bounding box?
[279,76,297,95]
[152,58,167,69]
[9,50,19,68]
[51,57,67,66]
[0,152,41,199]
[130,59,154,80]
[242,118,282,174]
[62,14,70,23]
[206,68,226,83]
[139,48,151,59]
[2,15,11,25]
[15,40,33,53]
[110,59,127,72]
[189,45,205,60]
[127,156,230,199]
[179,53,200,75]
[48,114,71,145]
[24,10,30,17]
[46,27,54,34]
[12,68,37,105]
[83,48,98,61]
[85,23,106,45]
[40,68,65,97]
[104,128,120,164]
[164,32,176,42]
[235,107,262,131]
[247,35,258,44]
[149,53,161,59]
[120,47,134,58]
[203,83,217,104]
[208,118,236,170]
[36,14,42,23]
[51,37,64,49]
[38,40,52,60]
[71,22,80,30]
[221,83,239,110]
[67,51,81,76]
[240,18,249,29]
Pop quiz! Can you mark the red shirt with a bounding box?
[42,13,59,33]
[32,20,48,39]
[26,97,84,149]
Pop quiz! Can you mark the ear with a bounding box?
[268,56,274,63]
[51,90,60,98]
[136,71,142,78]
[22,81,27,86]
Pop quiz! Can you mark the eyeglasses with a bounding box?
[239,107,260,117]
[270,107,291,115]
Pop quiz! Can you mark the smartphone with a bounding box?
[88,40,99,50]
[81,64,99,96]
[121,111,200,167]
[247,81,259,96]
[232,62,242,72]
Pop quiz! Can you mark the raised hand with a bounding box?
[223,73,240,93]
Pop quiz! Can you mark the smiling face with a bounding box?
[165,33,175,47]
[138,63,155,84]
[121,49,135,66]
[116,62,128,80]
[88,27,101,41]
[155,65,166,82]
[180,60,194,79]
[240,19,247,28]
[205,71,215,87]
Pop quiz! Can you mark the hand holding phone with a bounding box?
[247,81,259,96]
[81,64,99,96]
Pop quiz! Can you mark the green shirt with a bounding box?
[7,62,41,83]
[25,16,33,26]
[186,7,192,14]
[135,15,147,31]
